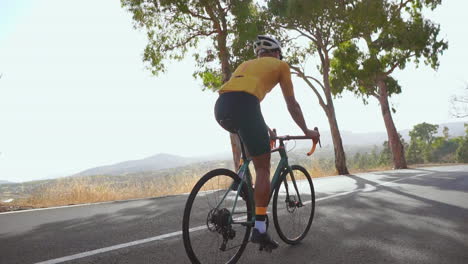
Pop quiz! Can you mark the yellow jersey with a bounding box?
[219,57,294,102]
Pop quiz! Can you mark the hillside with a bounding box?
[0,159,232,202]
[294,121,466,149]
[75,153,200,176]
[0,180,13,185]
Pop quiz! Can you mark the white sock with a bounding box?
[254,220,266,233]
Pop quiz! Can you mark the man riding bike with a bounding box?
[214,35,320,251]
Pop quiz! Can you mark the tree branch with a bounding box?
[370,90,380,99]
[385,62,400,76]
[384,51,415,75]
[290,65,327,108]
[305,75,325,90]
[184,8,212,21]
[398,0,413,12]
[203,3,222,34]
[164,30,216,50]
[283,26,317,43]
[217,1,228,34]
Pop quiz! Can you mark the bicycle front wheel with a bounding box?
[272,165,315,244]
[182,169,252,264]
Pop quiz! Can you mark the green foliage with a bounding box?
[193,69,223,91]
[329,0,448,98]
[406,139,424,164]
[405,122,466,164]
[456,124,468,163]
[267,0,351,66]
[345,144,393,170]
[378,140,392,165]
[456,138,468,163]
[443,126,450,139]
[432,137,460,162]
[121,0,265,90]
[409,122,439,145]
[407,122,438,163]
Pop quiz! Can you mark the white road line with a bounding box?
[35,226,206,264]
[33,171,430,264]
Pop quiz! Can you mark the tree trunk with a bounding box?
[321,49,349,175]
[216,30,240,169]
[377,80,408,169]
[229,133,241,169]
[324,104,349,175]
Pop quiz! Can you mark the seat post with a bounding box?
[237,134,248,161]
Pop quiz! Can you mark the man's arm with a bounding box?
[278,68,309,133]
[284,95,309,134]
[279,73,319,140]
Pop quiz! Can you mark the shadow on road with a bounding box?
[1,168,468,264]
[245,170,468,264]
[0,195,189,264]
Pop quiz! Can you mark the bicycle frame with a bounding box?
[213,137,304,227]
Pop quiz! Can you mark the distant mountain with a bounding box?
[75,153,202,176]
[292,121,466,149]
[0,180,13,185]
[437,122,467,137]
[74,122,466,177]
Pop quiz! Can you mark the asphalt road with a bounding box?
[1,165,467,264]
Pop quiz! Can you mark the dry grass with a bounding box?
[12,173,203,209]
[7,162,453,211]
[9,165,336,210]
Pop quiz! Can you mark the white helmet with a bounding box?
[253,35,282,59]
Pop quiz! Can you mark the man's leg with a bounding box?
[251,152,278,251]
[252,152,271,232]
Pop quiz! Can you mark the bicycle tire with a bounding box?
[272,165,315,245]
[183,169,252,264]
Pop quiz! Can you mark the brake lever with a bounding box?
[306,127,321,156]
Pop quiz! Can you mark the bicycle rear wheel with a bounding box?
[272,165,315,244]
[182,169,252,264]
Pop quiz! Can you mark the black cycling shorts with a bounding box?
[214,92,270,157]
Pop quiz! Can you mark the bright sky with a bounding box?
[0,0,467,182]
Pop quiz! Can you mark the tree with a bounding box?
[121,0,265,168]
[369,145,380,167]
[379,140,392,165]
[406,139,424,164]
[442,126,449,139]
[456,139,468,163]
[408,122,439,163]
[409,122,439,146]
[267,0,350,175]
[450,85,468,118]
[432,136,459,163]
[329,0,448,169]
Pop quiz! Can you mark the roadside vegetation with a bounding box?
[1,122,466,212]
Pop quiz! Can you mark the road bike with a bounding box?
[182,129,320,264]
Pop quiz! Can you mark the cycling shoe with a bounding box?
[250,228,279,252]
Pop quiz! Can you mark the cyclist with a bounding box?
[214,35,320,251]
